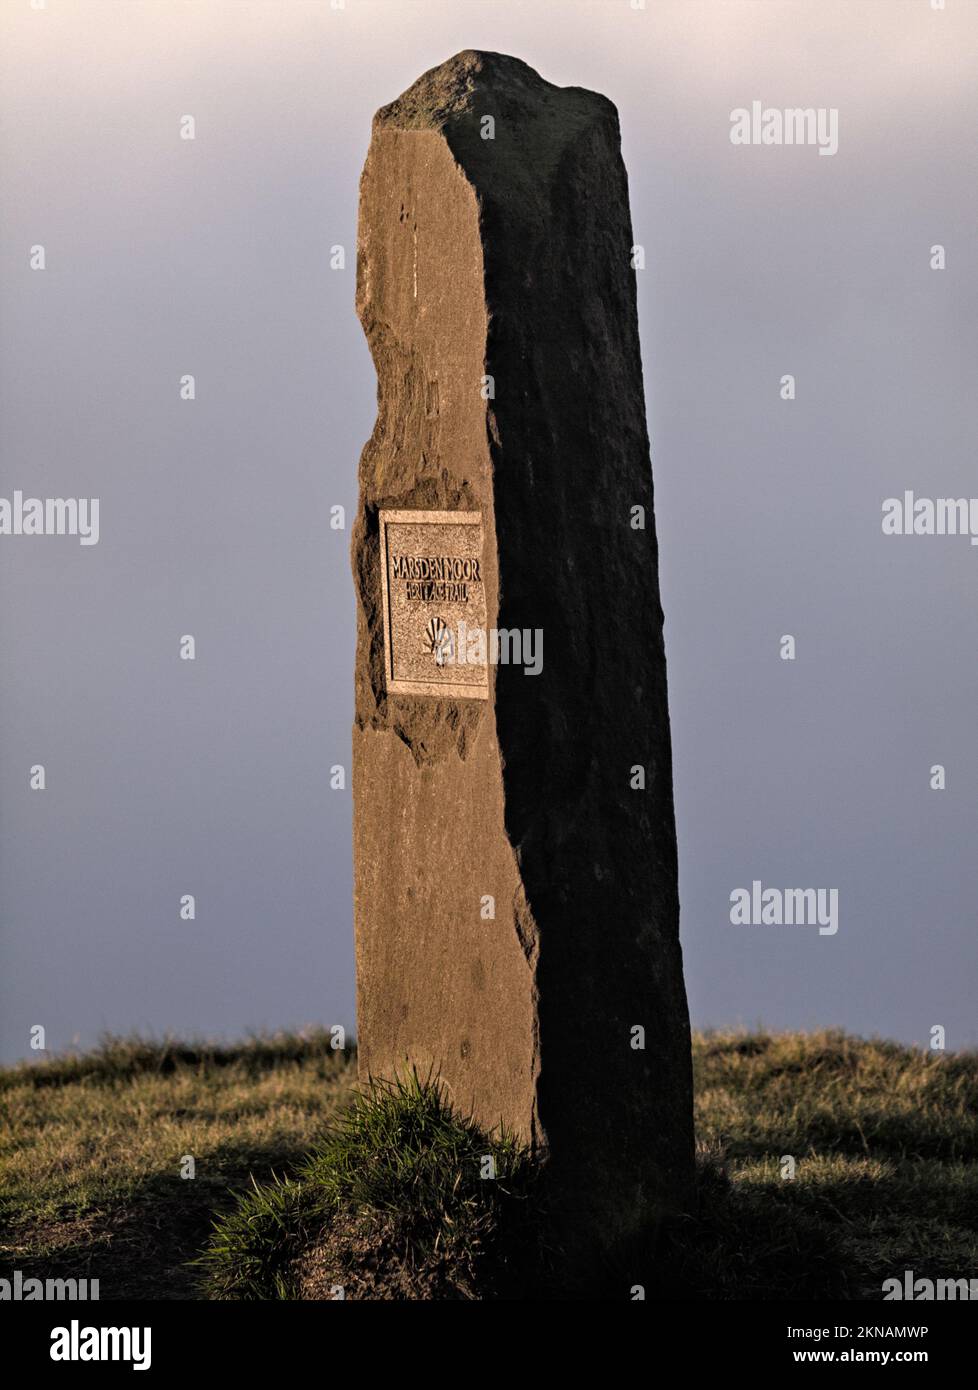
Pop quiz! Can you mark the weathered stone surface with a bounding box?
[351,50,694,1263]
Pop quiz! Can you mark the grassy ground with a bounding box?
[687,1031,978,1300]
[0,1034,353,1299]
[1,1030,975,1299]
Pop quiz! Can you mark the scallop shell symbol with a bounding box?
[424,616,452,664]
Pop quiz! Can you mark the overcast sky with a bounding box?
[1,0,976,1063]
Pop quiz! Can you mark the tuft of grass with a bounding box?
[199,1070,538,1300]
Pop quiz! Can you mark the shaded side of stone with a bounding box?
[432,51,695,1245]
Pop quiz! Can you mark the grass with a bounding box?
[0,1031,353,1299]
[199,1071,539,1300]
[684,1031,978,1300]
[1,1029,976,1299]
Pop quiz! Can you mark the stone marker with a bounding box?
[352,50,694,1265]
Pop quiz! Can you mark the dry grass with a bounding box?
[2,1028,976,1299]
[0,1033,354,1299]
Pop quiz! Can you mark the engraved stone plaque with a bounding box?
[378,509,489,698]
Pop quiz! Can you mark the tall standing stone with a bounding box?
[351,50,694,1267]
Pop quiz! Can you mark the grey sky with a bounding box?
[1,0,976,1062]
